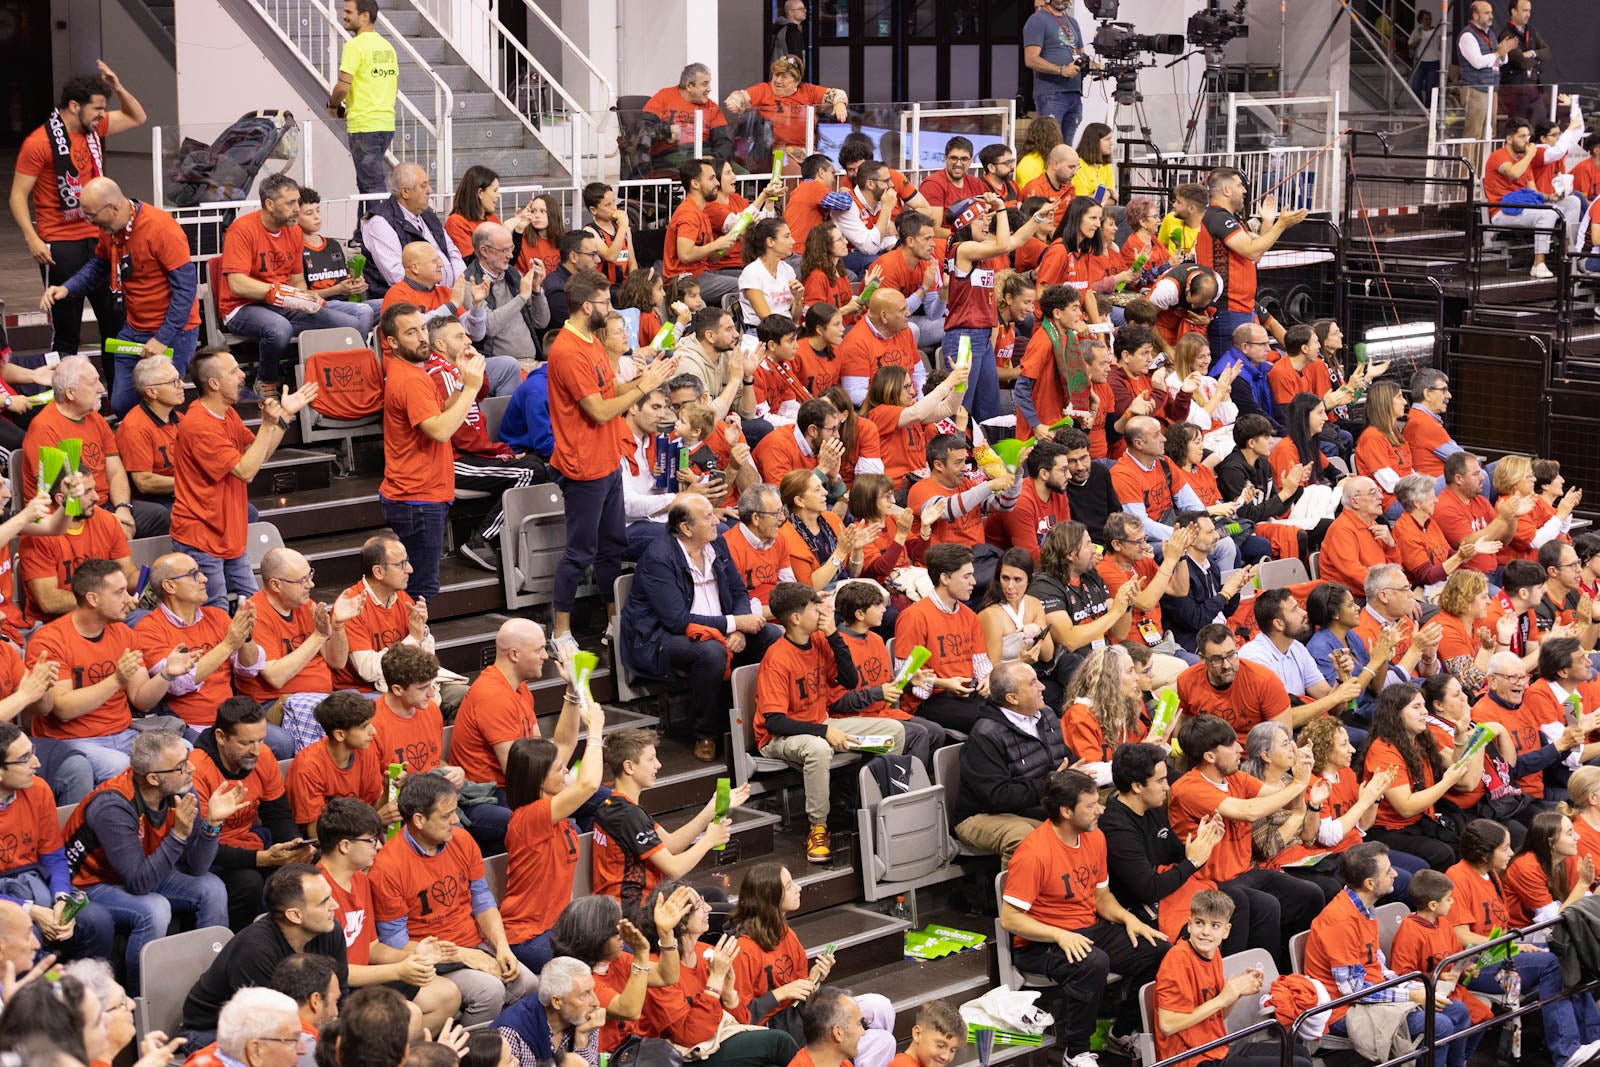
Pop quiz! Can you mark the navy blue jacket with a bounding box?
[621,534,751,679]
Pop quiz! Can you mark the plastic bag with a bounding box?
[959,987,1054,1035]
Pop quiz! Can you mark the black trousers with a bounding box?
[668,623,780,741]
[40,236,124,357]
[915,691,988,734]
[1014,920,1169,1056]
[1368,822,1457,871]
[1219,867,1325,975]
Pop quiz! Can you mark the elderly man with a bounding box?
[493,956,605,1066]
[1318,477,1403,592]
[838,288,923,405]
[0,898,45,992]
[464,220,548,367]
[1470,649,1592,829]
[1210,321,1284,433]
[114,356,183,512]
[361,162,464,300]
[201,987,306,1067]
[133,553,280,752]
[172,349,316,607]
[640,63,732,166]
[217,173,375,397]
[65,729,241,989]
[238,548,362,750]
[330,533,462,706]
[720,484,795,611]
[379,241,488,344]
[27,559,198,782]
[622,495,778,761]
[1354,563,1444,681]
[21,355,166,538]
[1020,144,1080,205]
[39,176,197,416]
[180,864,348,1047]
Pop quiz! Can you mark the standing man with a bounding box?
[1456,1,1516,149]
[329,0,399,198]
[376,303,486,600]
[10,65,144,358]
[217,174,375,398]
[1024,0,1089,142]
[172,349,318,607]
[1498,0,1549,126]
[39,177,197,416]
[770,0,809,70]
[1198,168,1308,358]
[547,272,677,650]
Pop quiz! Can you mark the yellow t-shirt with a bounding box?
[1072,160,1117,201]
[339,31,399,134]
[1157,212,1198,256]
[1015,152,1047,190]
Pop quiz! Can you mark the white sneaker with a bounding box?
[1102,1030,1140,1059]
[1066,1054,1101,1067]
[551,631,580,660]
[1562,1039,1600,1067]
[1531,262,1554,279]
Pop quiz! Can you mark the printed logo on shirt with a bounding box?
[71,658,120,690]
[342,907,367,946]
[397,740,439,773]
[0,831,31,867]
[429,873,466,910]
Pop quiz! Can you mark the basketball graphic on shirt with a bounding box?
[0,834,19,867]
[401,741,437,773]
[429,873,465,909]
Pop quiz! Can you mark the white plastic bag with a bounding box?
[959,988,1054,1035]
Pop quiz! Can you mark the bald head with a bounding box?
[495,617,543,652]
[494,617,549,683]
[1047,145,1081,184]
[1124,415,1161,453]
[259,547,307,583]
[0,899,38,974]
[401,241,444,287]
[867,287,909,335]
[149,553,204,601]
[80,176,125,216]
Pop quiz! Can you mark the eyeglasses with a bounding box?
[1375,586,1412,595]
[278,571,316,587]
[1203,651,1239,667]
[173,568,203,583]
[350,835,381,847]
[0,748,37,767]
[153,377,185,388]
[1491,672,1529,682]
[383,558,414,570]
[256,1034,314,1051]
[150,761,194,777]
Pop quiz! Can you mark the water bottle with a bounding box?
[653,421,675,490]
[891,895,909,921]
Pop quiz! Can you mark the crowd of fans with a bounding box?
[7,6,1600,1067]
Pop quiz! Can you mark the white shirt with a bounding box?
[1001,708,1042,739]
[737,257,798,329]
[621,429,673,523]
[830,186,898,255]
[1457,27,1503,70]
[679,539,734,633]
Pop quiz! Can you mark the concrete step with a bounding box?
[790,904,912,982]
[708,829,864,915]
[637,735,730,814]
[466,145,558,180]
[409,36,449,64]
[382,10,426,35]
[401,64,473,94]
[534,702,657,742]
[454,119,548,150]
[248,447,337,497]
[429,613,516,675]
[852,944,998,1040]
[253,476,385,540]
[449,95,503,120]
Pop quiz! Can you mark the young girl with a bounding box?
[994,269,1036,388]
[739,218,803,328]
[707,159,782,273]
[618,269,689,351]
[796,305,846,397]
[799,223,874,324]
[515,193,566,275]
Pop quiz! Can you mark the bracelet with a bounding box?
[199,820,223,838]
[659,944,680,952]
[563,691,581,704]
[631,963,652,975]
[278,416,292,431]
[1306,804,1323,812]
[114,502,133,512]
[742,378,755,386]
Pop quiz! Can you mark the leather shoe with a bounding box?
[693,738,718,762]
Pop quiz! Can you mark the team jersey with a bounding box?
[371,699,445,775]
[1153,939,1230,1062]
[592,792,664,909]
[451,665,539,787]
[189,746,286,851]
[285,739,386,829]
[1196,205,1256,313]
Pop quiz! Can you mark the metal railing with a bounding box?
[243,0,453,182]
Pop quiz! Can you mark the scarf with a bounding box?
[789,510,837,566]
[45,109,102,223]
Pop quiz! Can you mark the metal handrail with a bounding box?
[516,0,615,112]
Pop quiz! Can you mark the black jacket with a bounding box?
[363,197,452,300]
[181,914,349,1031]
[1065,464,1122,547]
[953,704,1074,826]
[192,729,299,871]
[1161,554,1239,653]
[1099,793,1200,921]
[621,535,751,680]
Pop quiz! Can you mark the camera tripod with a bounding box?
[1165,48,1231,154]
[1108,75,1167,198]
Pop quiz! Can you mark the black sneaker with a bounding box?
[460,536,500,571]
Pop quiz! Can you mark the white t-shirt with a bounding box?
[737,257,798,330]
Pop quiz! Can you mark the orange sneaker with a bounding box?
[806,824,831,864]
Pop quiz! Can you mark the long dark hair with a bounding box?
[1516,811,1576,905]
[451,165,500,222]
[504,737,559,810]
[1305,581,1355,631]
[801,222,844,282]
[1284,393,1327,471]
[1358,683,1444,793]
[727,862,789,951]
[1076,122,1114,166]
[1060,197,1105,256]
[979,547,1037,611]
[1460,818,1509,896]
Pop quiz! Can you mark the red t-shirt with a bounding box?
[992,484,1072,560]
[1363,738,1434,829]
[754,634,839,749]
[907,477,985,547]
[0,777,63,878]
[502,798,583,942]
[863,405,930,485]
[1175,660,1290,745]
[1168,769,1263,883]
[731,926,808,1025]
[547,326,629,482]
[1154,939,1230,1062]
[1303,888,1381,1025]
[20,509,130,620]
[451,665,539,787]
[115,404,179,487]
[21,404,120,504]
[381,359,454,503]
[664,197,718,278]
[100,203,201,332]
[641,87,726,148]
[369,828,487,946]
[218,210,306,320]
[322,865,377,966]
[189,746,287,851]
[15,114,110,242]
[236,591,334,702]
[286,739,386,828]
[1445,859,1511,938]
[332,581,418,691]
[372,698,445,775]
[893,597,985,713]
[26,616,140,739]
[1432,489,1497,575]
[171,403,255,560]
[1001,822,1108,942]
[738,83,827,149]
[132,605,237,728]
[918,170,987,224]
[1196,205,1257,313]
[838,319,921,390]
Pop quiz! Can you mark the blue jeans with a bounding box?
[110,326,199,416]
[172,537,258,609]
[85,870,229,991]
[62,729,140,784]
[0,869,116,963]
[226,301,377,385]
[463,802,510,857]
[1410,61,1440,104]
[380,498,450,601]
[942,327,1001,425]
[1032,83,1084,143]
[347,131,394,195]
[1468,950,1600,1062]
[553,471,627,615]
[35,738,93,804]
[510,929,554,975]
[1208,309,1258,362]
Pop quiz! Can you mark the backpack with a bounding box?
[167,110,300,207]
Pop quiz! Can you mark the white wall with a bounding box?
[615,0,720,101]
[174,0,354,205]
[1076,0,1212,154]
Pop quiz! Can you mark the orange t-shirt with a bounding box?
[1575,813,1600,872]
[641,86,727,144]
[892,597,985,713]
[1268,437,1328,488]
[99,202,201,332]
[332,582,417,691]
[236,591,334,702]
[751,425,817,486]
[832,629,904,720]
[1015,326,1085,439]
[372,698,445,775]
[115,404,179,486]
[783,180,830,247]
[20,509,130,620]
[1471,692,1546,800]
[25,616,139,739]
[794,339,842,397]
[515,235,560,277]
[1096,555,1163,645]
[547,326,629,482]
[1175,660,1290,745]
[1389,912,1494,1024]
[451,665,539,787]
[170,402,255,560]
[864,405,930,485]
[664,197,717,278]
[1266,357,1332,407]
[1502,850,1576,928]
[1001,822,1108,940]
[1059,701,1136,764]
[322,865,376,966]
[1168,769,1262,883]
[1021,173,1074,206]
[0,545,26,646]
[1153,939,1230,1062]
[838,321,921,392]
[501,798,582,942]
[993,484,1072,560]
[217,210,305,320]
[0,777,63,876]
[753,634,839,749]
[369,828,487,946]
[721,527,792,607]
[1363,738,1435,829]
[1317,509,1402,594]
[132,605,238,728]
[802,269,854,323]
[1433,490,1497,575]
[1445,859,1511,938]
[189,746,287,851]
[1394,512,1455,586]
[1303,888,1381,1025]
[21,404,120,504]
[703,195,751,271]
[731,926,807,1025]
[444,212,499,258]
[738,83,826,148]
[381,359,453,503]
[1402,410,1454,478]
[286,739,386,828]
[16,114,110,241]
[1110,455,1178,525]
[906,477,985,547]
[1354,429,1413,510]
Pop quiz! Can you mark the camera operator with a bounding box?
[1025,0,1091,142]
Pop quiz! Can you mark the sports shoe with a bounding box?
[1531,262,1554,279]
[460,535,500,571]
[806,824,831,863]
[1102,1029,1140,1060]
[1563,1039,1600,1067]
[1065,1052,1100,1067]
[551,631,580,661]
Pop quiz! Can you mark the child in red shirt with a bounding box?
[885,1000,965,1067]
[1387,870,1493,1030]
[286,692,398,836]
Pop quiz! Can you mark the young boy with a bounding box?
[1153,889,1302,1067]
[756,581,907,864]
[1387,869,1493,1031]
[592,728,748,908]
[298,187,370,302]
[750,315,806,416]
[286,691,399,837]
[887,1000,964,1067]
[677,401,756,509]
[315,796,461,1035]
[832,580,945,770]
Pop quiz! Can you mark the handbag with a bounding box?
[764,1004,806,1047]
[611,1035,685,1067]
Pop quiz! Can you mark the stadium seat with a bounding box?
[993,869,1058,991]
[729,663,857,795]
[129,536,173,574]
[854,757,961,901]
[295,327,383,475]
[484,851,507,902]
[481,394,511,445]
[200,258,247,349]
[929,742,988,857]
[134,925,233,1041]
[1376,900,1407,958]
[1256,557,1310,590]
[498,484,568,611]
[441,724,454,763]
[574,831,593,898]
[246,522,286,578]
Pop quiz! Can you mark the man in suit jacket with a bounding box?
[620,494,779,761]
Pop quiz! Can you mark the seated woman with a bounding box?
[1059,645,1164,774]
[820,385,883,492]
[800,226,873,329]
[501,699,607,973]
[1502,811,1593,929]
[723,55,848,162]
[1035,197,1137,321]
[858,365,967,484]
[1164,422,1280,563]
[1433,569,1502,698]
[845,473,918,587]
[778,468,866,589]
[1268,393,1339,490]
[1391,473,1499,591]
[1359,683,1473,871]
[1299,715,1430,890]
[976,548,1060,700]
[627,880,798,1067]
[1352,381,1413,517]
[1172,335,1238,439]
[1492,453,1580,564]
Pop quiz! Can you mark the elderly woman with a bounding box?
[1391,472,1499,590]
[1491,453,1581,562]
[724,56,848,161]
[1118,196,1172,276]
